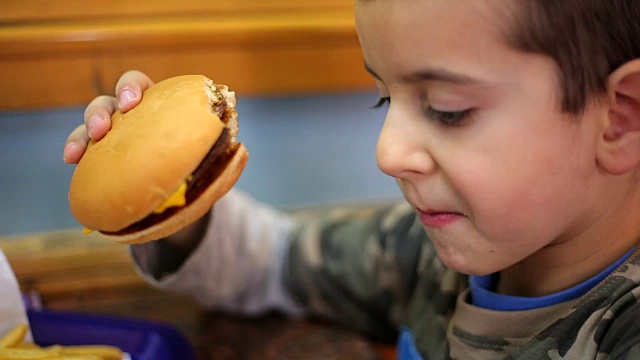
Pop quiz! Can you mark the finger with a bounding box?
[63,125,90,164]
[115,70,155,113]
[83,95,117,141]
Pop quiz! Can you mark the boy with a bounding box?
[64,0,640,358]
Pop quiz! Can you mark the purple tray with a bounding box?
[27,309,196,360]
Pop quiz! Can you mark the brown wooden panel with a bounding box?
[0,5,374,110]
[0,0,353,22]
[0,45,373,110]
[0,12,359,56]
[0,229,145,298]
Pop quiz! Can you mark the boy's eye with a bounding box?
[425,107,470,126]
[371,97,390,109]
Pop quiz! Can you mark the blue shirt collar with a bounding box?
[469,247,636,311]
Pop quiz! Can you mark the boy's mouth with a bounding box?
[418,209,465,227]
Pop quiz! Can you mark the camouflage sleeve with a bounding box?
[283,201,428,342]
[599,301,640,359]
[617,344,640,360]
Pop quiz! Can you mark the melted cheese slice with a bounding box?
[83,181,188,234]
[154,181,188,214]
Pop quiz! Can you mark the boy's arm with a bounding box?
[130,190,428,341]
[284,201,427,342]
[130,189,305,316]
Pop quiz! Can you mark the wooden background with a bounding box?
[0,0,375,110]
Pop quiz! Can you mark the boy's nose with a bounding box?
[376,112,436,180]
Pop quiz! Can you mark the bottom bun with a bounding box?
[102,144,249,245]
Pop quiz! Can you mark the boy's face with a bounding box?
[356,0,608,275]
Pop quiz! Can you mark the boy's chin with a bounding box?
[431,242,503,276]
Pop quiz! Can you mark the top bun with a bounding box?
[69,75,225,232]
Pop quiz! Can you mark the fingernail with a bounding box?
[118,89,136,109]
[63,142,77,163]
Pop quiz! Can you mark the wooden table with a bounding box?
[0,229,396,359]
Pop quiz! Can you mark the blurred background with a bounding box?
[0,0,403,236]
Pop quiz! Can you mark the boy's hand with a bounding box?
[63,70,155,164]
[64,71,212,252]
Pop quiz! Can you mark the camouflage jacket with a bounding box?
[133,190,640,359]
[285,201,640,359]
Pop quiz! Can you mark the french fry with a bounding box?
[0,324,126,360]
[13,343,40,350]
[60,346,122,360]
[0,324,28,349]
[55,356,102,360]
[0,346,60,359]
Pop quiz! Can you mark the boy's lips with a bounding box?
[418,209,465,227]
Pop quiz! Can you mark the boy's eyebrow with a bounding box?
[364,62,485,85]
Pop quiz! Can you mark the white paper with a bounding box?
[0,248,30,338]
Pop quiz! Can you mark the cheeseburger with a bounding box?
[69,75,248,244]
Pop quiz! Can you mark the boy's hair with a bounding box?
[507,0,640,114]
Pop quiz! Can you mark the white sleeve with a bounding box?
[133,189,306,317]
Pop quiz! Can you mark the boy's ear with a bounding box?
[597,59,640,175]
